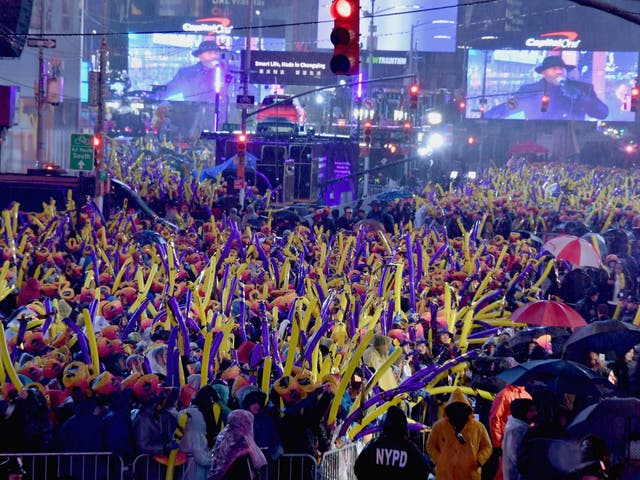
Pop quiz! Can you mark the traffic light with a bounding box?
[409,84,419,109]
[458,99,466,111]
[363,121,372,144]
[329,0,359,75]
[479,98,487,117]
[92,134,103,170]
[403,121,412,142]
[467,136,476,145]
[541,94,550,113]
[631,86,639,113]
[237,133,247,179]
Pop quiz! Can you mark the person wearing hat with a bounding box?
[485,55,609,120]
[363,334,398,391]
[354,405,431,479]
[427,388,493,480]
[161,39,224,103]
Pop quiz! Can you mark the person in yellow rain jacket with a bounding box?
[427,388,493,480]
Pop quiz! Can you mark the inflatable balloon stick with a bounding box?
[0,323,22,389]
[165,410,189,480]
[328,329,375,425]
[83,308,100,373]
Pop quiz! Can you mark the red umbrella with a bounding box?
[542,234,602,268]
[508,140,549,155]
[511,300,588,329]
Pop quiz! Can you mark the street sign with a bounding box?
[27,38,56,49]
[69,134,95,172]
[236,94,255,107]
[222,122,241,131]
[234,179,245,189]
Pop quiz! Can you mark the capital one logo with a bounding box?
[525,31,581,50]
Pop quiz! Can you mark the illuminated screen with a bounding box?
[317,0,458,53]
[127,33,285,101]
[466,49,638,122]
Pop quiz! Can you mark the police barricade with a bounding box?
[0,452,125,480]
[131,453,317,480]
[130,454,187,480]
[318,443,358,480]
[268,453,318,480]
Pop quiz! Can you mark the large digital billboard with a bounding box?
[127,31,286,100]
[465,49,638,122]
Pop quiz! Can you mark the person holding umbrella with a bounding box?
[575,287,600,322]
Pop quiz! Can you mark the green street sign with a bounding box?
[69,133,95,171]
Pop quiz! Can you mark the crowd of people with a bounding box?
[1,139,640,479]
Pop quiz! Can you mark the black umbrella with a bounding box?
[552,221,590,237]
[567,397,640,461]
[133,230,167,247]
[497,359,617,412]
[499,326,571,362]
[562,320,640,362]
[603,228,635,256]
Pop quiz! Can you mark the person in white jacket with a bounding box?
[180,386,216,480]
[502,398,537,480]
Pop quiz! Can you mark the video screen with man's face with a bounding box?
[465,49,638,122]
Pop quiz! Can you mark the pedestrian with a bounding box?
[208,409,267,480]
[354,405,431,479]
[502,398,537,480]
[427,388,493,480]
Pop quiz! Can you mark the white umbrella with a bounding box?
[542,234,602,268]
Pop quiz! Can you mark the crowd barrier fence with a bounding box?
[1,447,355,480]
[319,443,358,480]
[1,452,124,480]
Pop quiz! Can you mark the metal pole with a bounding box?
[367,0,375,91]
[239,0,252,208]
[94,0,107,212]
[363,0,375,198]
[78,0,85,132]
[409,23,414,78]
[35,0,46,167]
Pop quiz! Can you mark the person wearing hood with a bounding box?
[363,334,398,391]
[208,409,267,480]
[427,388,492,480]
[489,384,532,480]
[145,344,168,381]
[239,386,284,479]
[179,386,216,480]
[354,405,431,479]
[502,398,537,480]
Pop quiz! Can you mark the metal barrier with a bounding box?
[130,455,187,480]
[0,452,124,480]
[0,450,323,480]
[319,443,358,480]
[266,453,318,480]
[130,452,317,480]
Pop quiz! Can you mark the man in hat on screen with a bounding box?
[162,40,224,103]
[485,55,609,120]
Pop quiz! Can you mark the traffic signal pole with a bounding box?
[239,0,252,208]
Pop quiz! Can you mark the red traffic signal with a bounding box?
[93,134,103,169]
[363,121,372,144]
[409,84,419,109]
[631,86,640,112]
[403,121,411,141]
[237,133,247,155]
[329,0,359,76]
[541,94,550,112]
[458,100,466,110]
